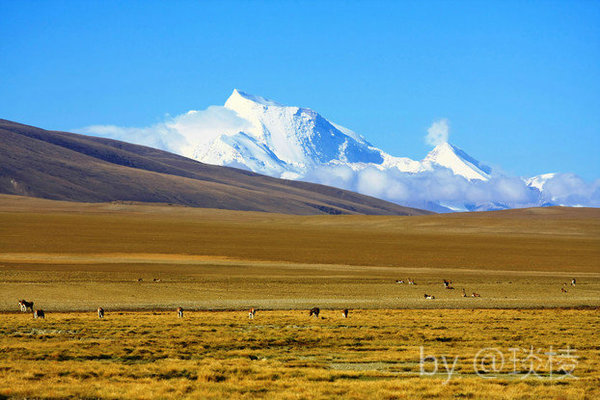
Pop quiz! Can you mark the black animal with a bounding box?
[18,299,34,312]
[443,279,455,289]
[309,307,320,317]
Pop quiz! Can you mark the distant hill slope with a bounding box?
[0,119,430,215]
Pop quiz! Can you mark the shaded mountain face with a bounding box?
[0,119,431,216]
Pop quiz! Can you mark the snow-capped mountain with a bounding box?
[194,89,387,179]
[195,90,490,183]
[82,90,600,212]
[189,90,541,212]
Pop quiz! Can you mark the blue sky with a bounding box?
[1,0,599,180]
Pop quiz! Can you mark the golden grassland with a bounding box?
[0,195,599,310]
[1,309,599,399]
[1,259,599,311]
[1,195,599,398]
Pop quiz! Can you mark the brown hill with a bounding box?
[0,119,430,215]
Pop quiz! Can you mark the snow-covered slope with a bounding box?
[422,142,491,180]
[196,90,490,182]
[200,89,386,176]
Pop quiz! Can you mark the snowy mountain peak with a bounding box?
[225,89,283,109]
[215,90,384,173]
[423,142,491,181]
[525,173,557,190]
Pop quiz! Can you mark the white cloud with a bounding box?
[304,165,557,211]
[80,123,184,155]
[80,106,251,159]
[539,173,600,207]
[425,118,449,147]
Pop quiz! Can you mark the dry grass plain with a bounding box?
[1,310,599,399]
[0,195,599,398]
[0,195,598,310]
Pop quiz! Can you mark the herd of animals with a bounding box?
[16,278,578,319]
[394,278,480,300]
[395,277,577,300]
[16,301,343,321]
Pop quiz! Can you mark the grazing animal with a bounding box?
[137,278,143,282]
[443,280,455,290]
[33,309,45,319]
[153,278,161,283]
[19,300,34,312]
[395,279,405,284]
[309,307,320,317]
[342,309,349,318]
[248,308,256,319]
[471,292,481,298]
[177,307,184,318]
[408,278,416,285]
[561,287,568,293]
[424,294,435,300]
[97,307,105,319]
[571,278,576,286]
[462,288,467,297]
